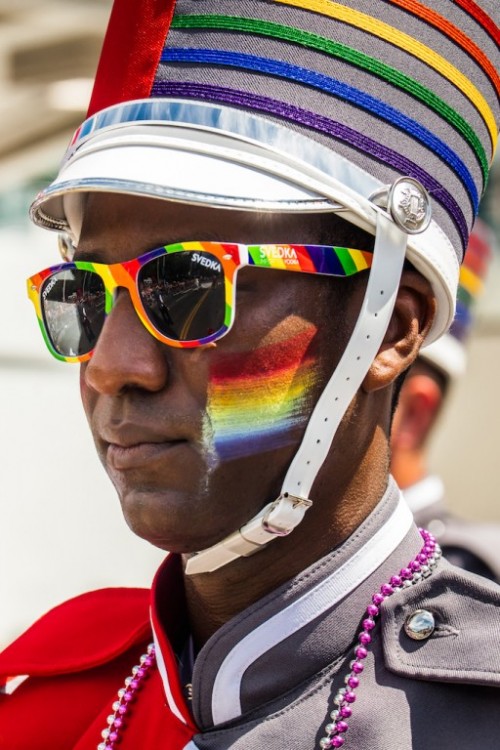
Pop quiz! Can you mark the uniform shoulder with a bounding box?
[381,560,500,686]
[0,587,151,680]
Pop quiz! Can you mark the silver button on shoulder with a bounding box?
[404,609,435,640]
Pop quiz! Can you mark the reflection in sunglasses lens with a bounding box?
[138,251,225,341]
[40,250,226,357]
[41,270,105,357]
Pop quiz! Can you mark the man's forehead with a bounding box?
[71,192,348,258]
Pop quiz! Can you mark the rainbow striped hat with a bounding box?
[420,217,495,379]
[30,0,499,343]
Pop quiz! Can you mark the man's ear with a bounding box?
[362,269,436,392]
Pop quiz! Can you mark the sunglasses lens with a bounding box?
[40,269,106,357]
[138,251,226,342]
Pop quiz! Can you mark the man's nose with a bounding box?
[82,290,169,395]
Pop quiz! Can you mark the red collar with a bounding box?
[151,554,194,728]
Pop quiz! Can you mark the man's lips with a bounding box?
[106,439,188,470]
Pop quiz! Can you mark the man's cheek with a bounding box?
[203,325,321,462]
[79,364,92,417]
[79,364,102,449]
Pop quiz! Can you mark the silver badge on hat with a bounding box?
[370,177,432,234]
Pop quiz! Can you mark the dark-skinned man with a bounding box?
[0,1,499,748]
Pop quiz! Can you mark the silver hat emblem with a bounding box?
[370,177,432,235]
[404,609,435,641]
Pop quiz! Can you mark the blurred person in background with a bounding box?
[0,1,499,749]
[391,218,500,582]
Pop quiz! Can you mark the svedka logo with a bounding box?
[192,253,221,272]
[260,246,298,265]
[42,277,58,299]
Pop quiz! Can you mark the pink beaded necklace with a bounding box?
[98,528,440,750]
[318,527,441,748]
[98,644,157,750]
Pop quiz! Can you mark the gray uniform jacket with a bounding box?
[182,479,500,750]
[404,475,500,583]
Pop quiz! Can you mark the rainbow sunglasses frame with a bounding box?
[27,240,373,362]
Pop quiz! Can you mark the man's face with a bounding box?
[74,194,356,553]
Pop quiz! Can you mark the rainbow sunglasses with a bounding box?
[27,241,373,362]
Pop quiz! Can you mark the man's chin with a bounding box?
[118,487,246,553]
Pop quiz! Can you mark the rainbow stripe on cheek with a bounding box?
[206,327,320,461]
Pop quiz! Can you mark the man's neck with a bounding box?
[182,458,388,650]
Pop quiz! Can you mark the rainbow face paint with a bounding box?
[205,327,320,461]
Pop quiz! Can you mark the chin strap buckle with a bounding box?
[185,493,312,576]
[262,494,313,536]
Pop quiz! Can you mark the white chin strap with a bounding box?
[186,211,408,575]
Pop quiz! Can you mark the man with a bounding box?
[391,219,500,582]
[1,1,499,748]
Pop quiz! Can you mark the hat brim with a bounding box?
[33,135,338,230]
